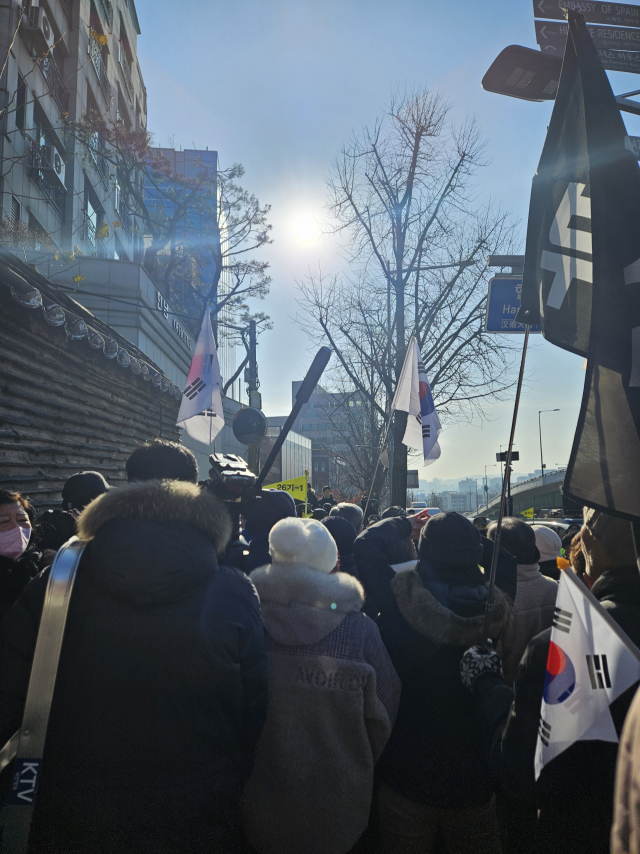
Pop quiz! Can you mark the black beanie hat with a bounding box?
[418,512,484,566]
[322,516,357,556]
[487,517,540,564]
[61,471,110,512]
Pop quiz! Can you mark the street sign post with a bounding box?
[626,135,640,158]
[536,20,640,52]
[534,0,640,29]
[485,277,542,333]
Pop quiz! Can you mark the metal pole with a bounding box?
[538,409,560,486]
[481,326,531,647]
[539,410,544,484]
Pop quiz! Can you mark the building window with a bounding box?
[321,462,326,472]
[314,462,318,472]
[15,78,26,131]
[10,196,21,227]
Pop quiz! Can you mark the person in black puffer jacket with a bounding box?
[375,512,513,854]
[0,479,267,854]
[0,490,44,620]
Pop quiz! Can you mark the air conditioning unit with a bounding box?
[26,6,55,54]
[40,144,66,189]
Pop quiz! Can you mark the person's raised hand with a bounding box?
[409,513,428,541]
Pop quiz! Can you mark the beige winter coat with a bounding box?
[501,563,558,686]
[244,561,401,854]
[613,686,640,853]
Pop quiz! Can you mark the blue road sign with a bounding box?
[485,276,542,333]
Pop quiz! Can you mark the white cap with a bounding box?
[531,525,562,563]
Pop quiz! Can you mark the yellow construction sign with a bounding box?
[521,507,535,519]
[264,475,307,503]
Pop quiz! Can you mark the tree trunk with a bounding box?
[391,275,407,507]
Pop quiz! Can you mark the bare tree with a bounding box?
[297,88,519,504]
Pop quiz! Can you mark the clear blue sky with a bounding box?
[136,0,640,481]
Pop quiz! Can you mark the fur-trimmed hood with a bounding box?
[392,569,513,647]
[250,561,364,646]
[76,480,233,608]
[78,479,232,555]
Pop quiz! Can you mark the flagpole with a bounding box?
[481,325,531,648]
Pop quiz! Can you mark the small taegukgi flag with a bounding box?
[391,337,441,465]
[176,304,225,446]
[535,568,640,780]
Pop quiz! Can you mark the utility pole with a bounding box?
[538,408,560,484]
[246,319,261,474]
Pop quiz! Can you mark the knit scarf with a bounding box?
[417,560,488,618]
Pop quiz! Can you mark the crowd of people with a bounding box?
[0,439,639,853]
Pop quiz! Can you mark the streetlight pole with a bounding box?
[539,409,560,484]
[484,464,497,506]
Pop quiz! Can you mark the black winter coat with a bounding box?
[375,558,514,809]
[0,480,268,854]
[354,517,518,618]
[485,566,640,854]
[0,546,42,621]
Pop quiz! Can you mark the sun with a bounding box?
[295,214,321,244]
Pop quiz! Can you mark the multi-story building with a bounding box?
[0,0,146,261]
[280,382,353,493]
[0,4,248,477]
[144,146,242,401]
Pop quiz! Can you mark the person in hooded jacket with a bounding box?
[469,507,640,854]
[487,518,557,688]
[0,477,267,854]
[374,512,513,854]
[355,514,517,621]
[0,490,43,620]
[244,517,400,854]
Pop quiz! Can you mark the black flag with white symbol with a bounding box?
[519,10,640,519]
[517,12,593,355]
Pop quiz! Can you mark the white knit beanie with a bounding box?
[269,517,338,574]
[531,525,562,563]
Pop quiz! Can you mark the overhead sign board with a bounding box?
[535,20,640,52]
[485,277,542,334]
[626,135,640,158]
[534,0,640,29]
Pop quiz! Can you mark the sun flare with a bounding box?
[295,215,321,244]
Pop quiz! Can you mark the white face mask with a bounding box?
[0,526,31,561]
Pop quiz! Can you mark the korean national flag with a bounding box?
[176,304,225,446]
[392,337,442,465]
[535,568,640,780]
